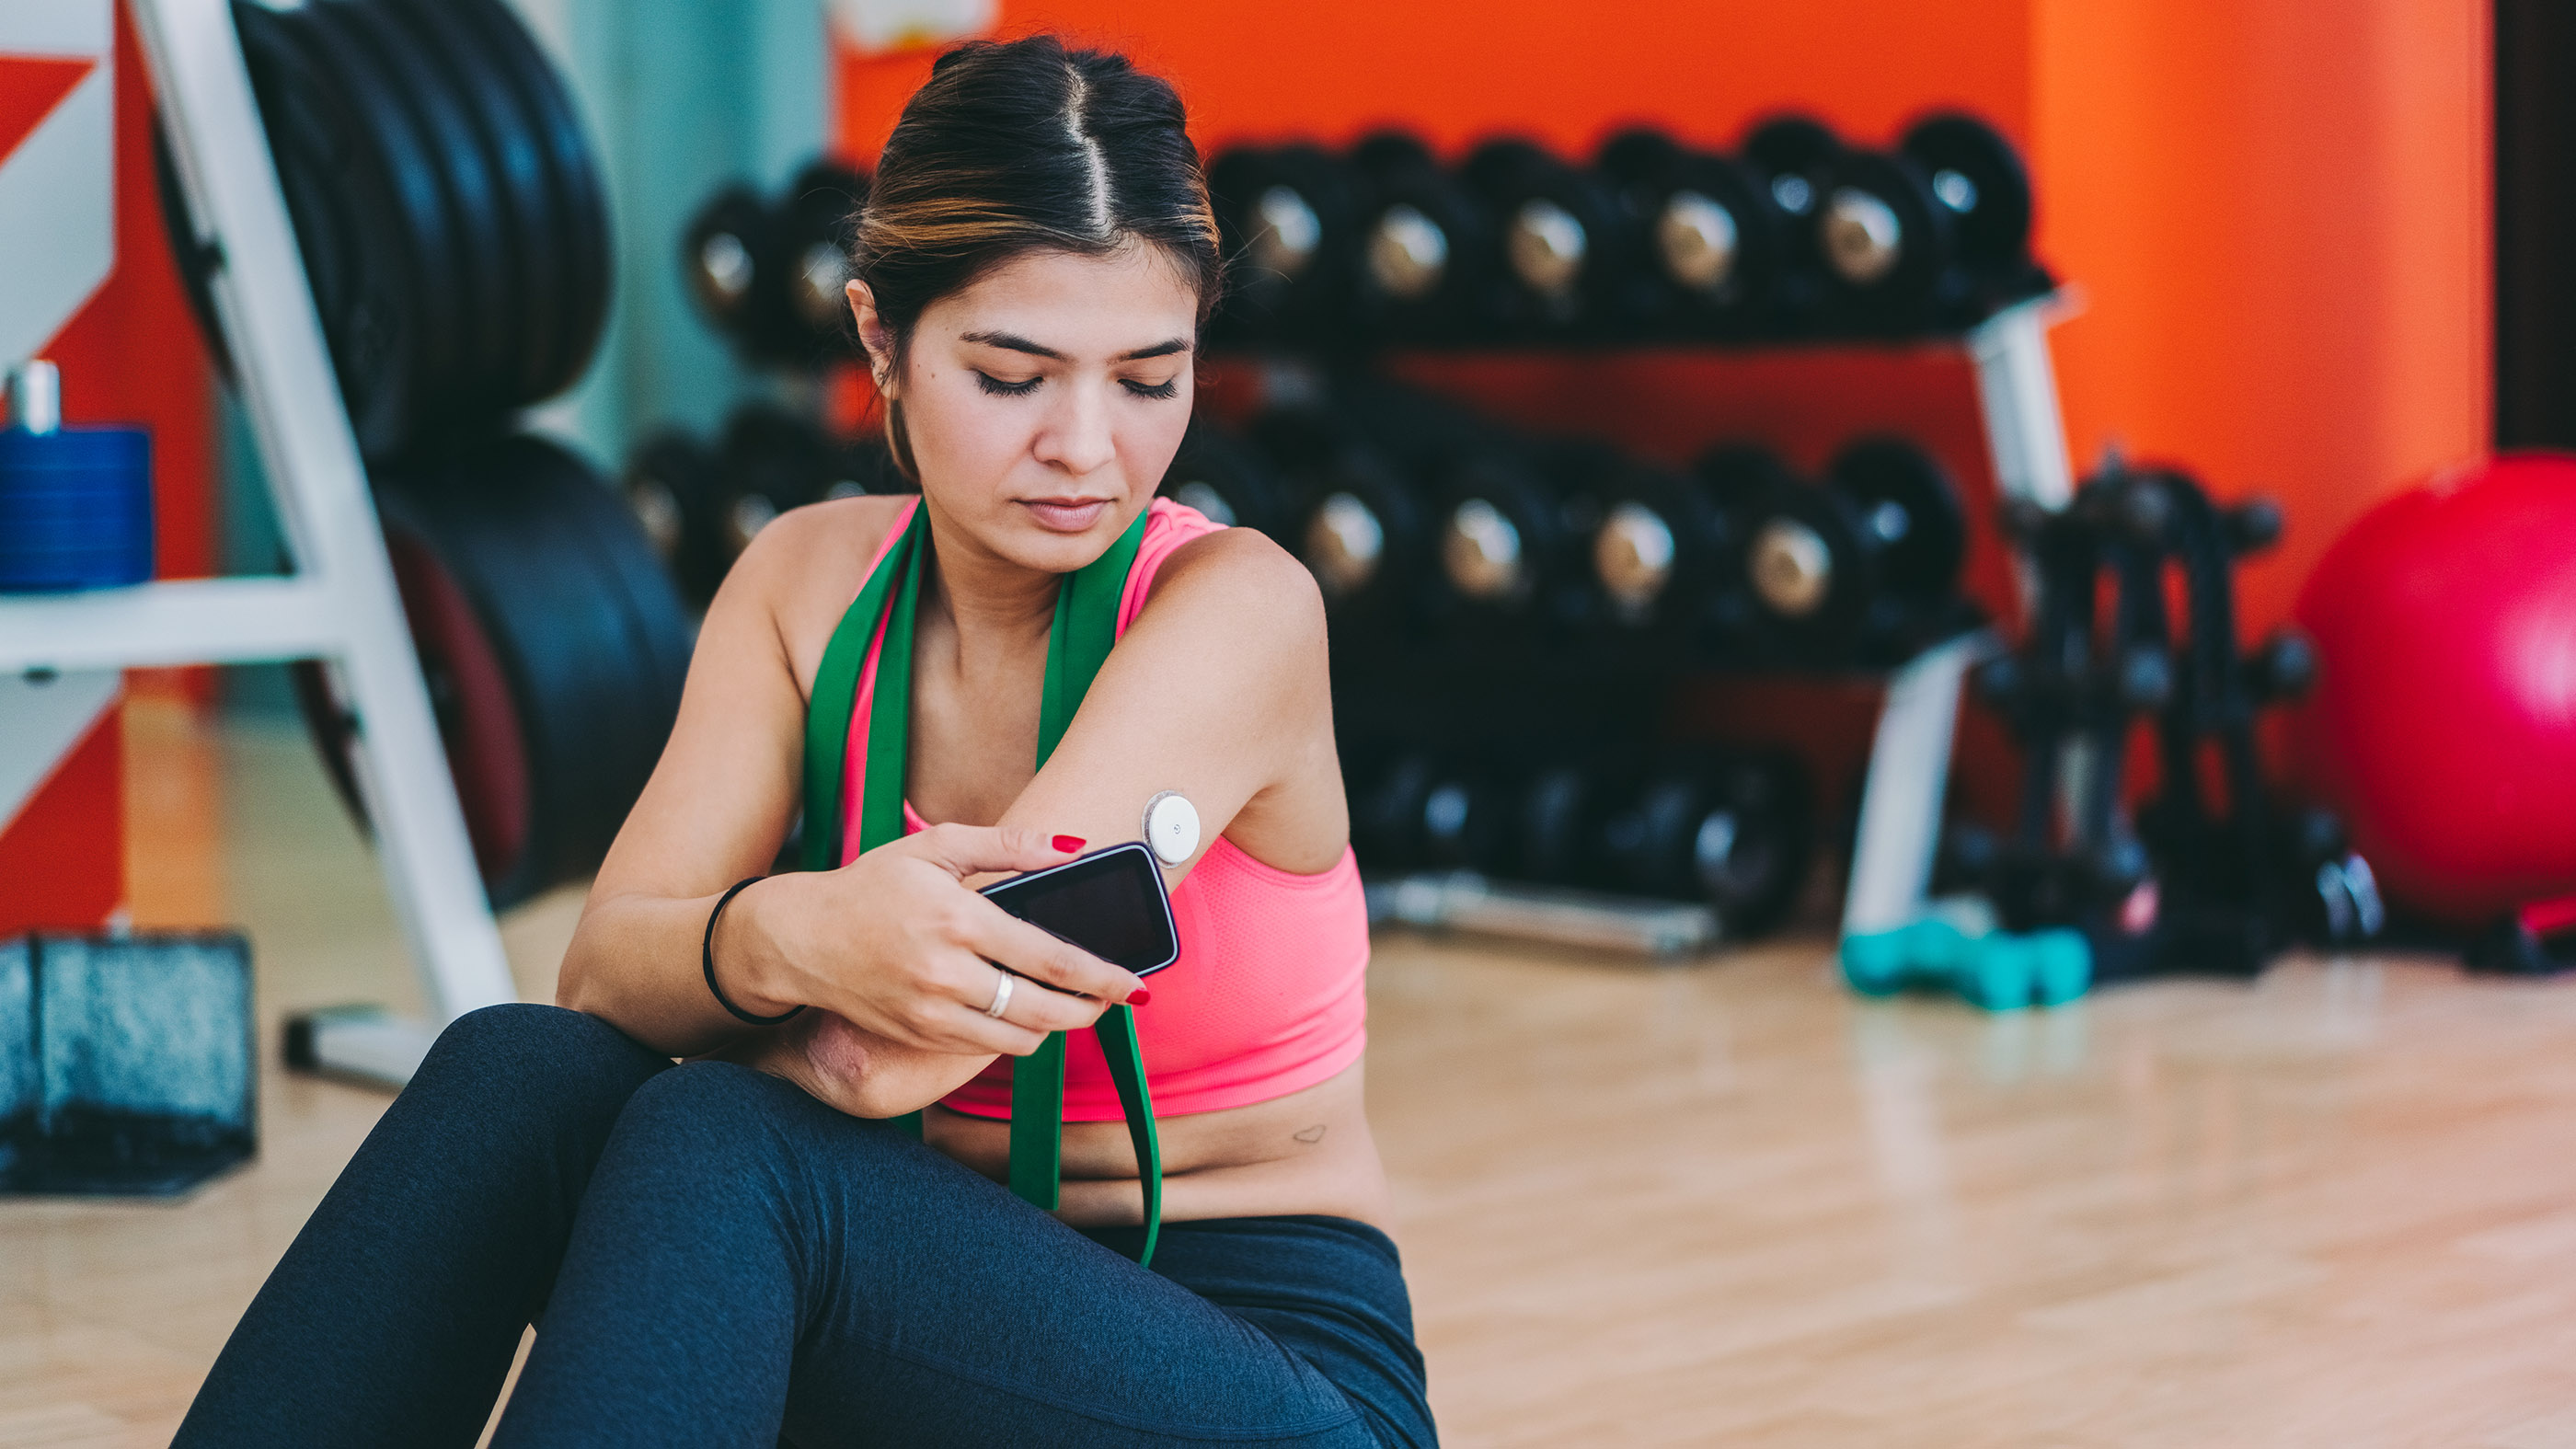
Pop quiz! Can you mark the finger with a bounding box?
[956,903,1145,1004]
[972,962,1112,1036]
[905,822,1086,880]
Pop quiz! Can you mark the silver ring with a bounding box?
[984,971,1015,1020]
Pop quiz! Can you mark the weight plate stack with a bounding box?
[222,1,425,461]
[444,0,613,397]
[0,427,155,592]
[183,0,615,461]
[309,436,694,907]
[1594,128,1782,339]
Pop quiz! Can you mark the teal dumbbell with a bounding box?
[1840,919,2090,1008]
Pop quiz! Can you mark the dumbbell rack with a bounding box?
[0,0,516,1085]
[1368,292,2075,956]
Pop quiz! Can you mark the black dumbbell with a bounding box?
[1348,131,1498,342]
[1592,444,1779,650]
[1738,114,1846,329]
[1431,437,1594,621]
[1345,747,1514,877]
[1258,405,1433,618]
[1594,128,1782,337]
[1591,748,1815,937]
[1207,144,1362,346]
[1816,113,2041,328]
[776,158,869,361]
[1513,756,1629,888]
[621,430,726,607]
[1161,415,1291,538]
[1899,113,2037,285]
[1459,137,1642,339]
[712,404,839,565]
[1732,435,1966,661]
[682,183,788,357]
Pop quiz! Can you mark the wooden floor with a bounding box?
[11,703,2576,1446]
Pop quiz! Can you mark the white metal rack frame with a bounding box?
[1839,294,2074,944]
[0,0,517,1085]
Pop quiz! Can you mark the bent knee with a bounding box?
[417,1003,667,1106]
[609,1061,917,1174]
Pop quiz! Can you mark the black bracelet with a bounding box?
[704,877,805,1026]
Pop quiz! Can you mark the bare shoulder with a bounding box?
[704,493,916,689]
[727,493,914,597]
[1138,525,1327,652]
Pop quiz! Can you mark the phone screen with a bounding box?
[978,842,1179,975]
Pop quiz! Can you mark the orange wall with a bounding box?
[834,2,2490,819]
[838,0,2490,644]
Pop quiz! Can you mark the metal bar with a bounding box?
[0,578,346,672]
[129,0,514,1030]
[1968,293,2076,515]
[1842,632,1991,939]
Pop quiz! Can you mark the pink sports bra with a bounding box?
[834,497,1371,1121]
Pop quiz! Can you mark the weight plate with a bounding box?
[449,0,613,398]
[1824,436,1965,602]
[384,0,560,408]
[290,2,477,444]
[1349,130,1495,339]
[1740,114,1843,221]
[1162,415,1288,538]
[329,0,518,423]
[1739,470,1870,660]
[233,1,423,460]
[623,430,726,605]
[1900,111,2032,272]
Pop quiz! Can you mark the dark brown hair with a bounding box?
[853,35,1223,477]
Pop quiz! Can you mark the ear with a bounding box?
[846,280,897,395]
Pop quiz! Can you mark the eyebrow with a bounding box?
[960,330,1191,362]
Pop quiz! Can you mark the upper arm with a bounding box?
[995,527,1340,880]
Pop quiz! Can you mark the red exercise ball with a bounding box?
[2290,453,2576,925]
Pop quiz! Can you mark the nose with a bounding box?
[1032,375,1118,478]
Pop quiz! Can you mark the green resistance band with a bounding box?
[802,505,1162,1264]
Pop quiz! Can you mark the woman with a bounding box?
[177,36,1432,1449]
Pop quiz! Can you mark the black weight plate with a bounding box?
[1595,128,1781,330]
[290,2,476,444]
[450,0,612,397]
[1348,130,1496,339]
[374,436,691,903]
[1825,435,1965,602]
[233,2,422,460]
[623,430,726,605]
[681,184,775,341]
[383,0,559,408]
[1900,111,2032,271]
[1208,143,1360,342]
[328,0,517,422]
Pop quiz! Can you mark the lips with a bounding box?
[1021,498,1110,533]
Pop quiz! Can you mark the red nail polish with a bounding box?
[1128,988,1152,1006]
[1052,834,1086,853]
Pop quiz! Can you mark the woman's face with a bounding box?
[856,246,1199,576]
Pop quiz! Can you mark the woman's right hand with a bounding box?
[713,822,1146,1059]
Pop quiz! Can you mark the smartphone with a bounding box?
[978,840,1180,976]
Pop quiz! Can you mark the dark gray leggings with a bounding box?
[174,1004,1433,1447]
